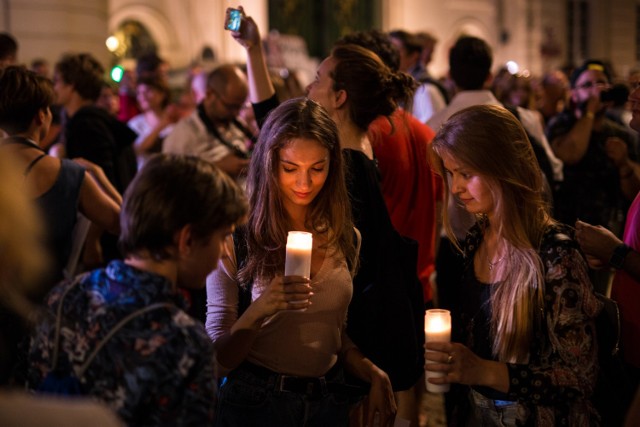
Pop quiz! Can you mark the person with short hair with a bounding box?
[0,148,124,427]
[547,59,639,238]
[54,53,137,193]
[427,104,600,425]
[0,65,120,285]
[127,76,180,168]
[0,32,18,68]
[163,64,253,179]
[388,29,447,123]
[29,153,248,427]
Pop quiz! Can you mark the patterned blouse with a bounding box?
[28,260,216,427]
[458,221,602,426]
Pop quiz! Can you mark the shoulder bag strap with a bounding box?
[77,302,174,377]
[50,273,90,370]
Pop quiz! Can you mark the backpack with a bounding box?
[234,227,426,392]
[37,275,173,396]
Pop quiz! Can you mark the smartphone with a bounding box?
[224,8,242,32]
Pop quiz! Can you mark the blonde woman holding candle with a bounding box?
[206,98,396,427]
[426,104,601,426]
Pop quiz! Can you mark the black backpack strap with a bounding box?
[233,226,253,317]
[197,103,250,159]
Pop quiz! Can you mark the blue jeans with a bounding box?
[214,363,350,427]
[467,388,529,427]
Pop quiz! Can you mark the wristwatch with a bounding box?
[610,243,632,269]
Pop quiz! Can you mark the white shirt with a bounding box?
[162,110,248,163]
[411,82,447,123]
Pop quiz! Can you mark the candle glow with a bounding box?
[425,309,452,393]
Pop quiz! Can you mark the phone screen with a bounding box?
[225,9,242,32]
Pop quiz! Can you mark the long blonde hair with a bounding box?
[432,104,552,362]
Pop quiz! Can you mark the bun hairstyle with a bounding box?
[330,44,416,131]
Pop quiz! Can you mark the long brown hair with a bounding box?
[432,104,552,362]
[239,98,356,284]
[330,44,416,131]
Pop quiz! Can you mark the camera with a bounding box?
[224,8,242,32]
[600,89,615,103]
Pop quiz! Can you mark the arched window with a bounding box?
[109,20,157,60]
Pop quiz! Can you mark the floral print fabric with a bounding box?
[28,260,216,426]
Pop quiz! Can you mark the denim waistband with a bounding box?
[471,388,518,409]
[235,361,342,399]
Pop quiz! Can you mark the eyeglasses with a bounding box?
[575,81,609,90]
[211,89,244,112]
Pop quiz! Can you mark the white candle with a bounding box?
[424,309,451,393]
[284,231,312,278]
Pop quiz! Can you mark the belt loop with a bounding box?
[319,376,328,396]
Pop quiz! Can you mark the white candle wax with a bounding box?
[424,309,451,393]
[284,231,312,278]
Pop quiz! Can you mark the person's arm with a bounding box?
[341,346,397,427]
[604,136,640,201]
[77,171,121,235]
[424,342,510,392]
[213,153,250,178]
[427,238,599,405]
[206,237,312,372]
[231,6,275,103]
[550,96,599,165]
[576,219,640,282]
[131,107,180,156]
[73,158,122,205]
[503,240,599,404]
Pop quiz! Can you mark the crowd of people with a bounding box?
[1,5,640,426]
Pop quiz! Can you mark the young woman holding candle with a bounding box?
[206,98,396,427]
[425,104,601,425]
[229,8,424,405]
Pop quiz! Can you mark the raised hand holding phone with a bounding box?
[224,7,242,32]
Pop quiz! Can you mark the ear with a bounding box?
[484,72,494,88]
[34,108,47,126]
[175,224,194,257]
[334,88,347,110]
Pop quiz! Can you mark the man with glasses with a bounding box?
[547,60,639,292]
[164,64,252,179]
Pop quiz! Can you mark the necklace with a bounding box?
[488,256,504,271]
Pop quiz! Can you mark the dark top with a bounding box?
[65,105,137,193]
[547,112,637,230]
[453,220,601,424]
[36,158,85,282]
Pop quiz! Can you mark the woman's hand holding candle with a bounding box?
[252,275,313,317]
[424,342,510,393]
[424,309,451,393]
